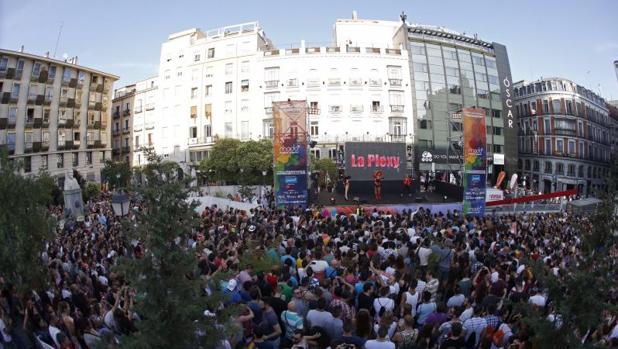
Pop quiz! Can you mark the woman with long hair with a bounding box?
[344,176,351,201]
[355,309,374,340]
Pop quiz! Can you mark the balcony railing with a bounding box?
[264,80,279,89]
[123,109,131,116]
[264,107,273,114]
[389,79,402,87]
[371,105,384,113]
[369,79,382,87]
[391,105,404,113]
[113,111,120,119]
[308,107,320,115]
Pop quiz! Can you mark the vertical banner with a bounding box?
[462,108,487,216]
[273,100,308,208]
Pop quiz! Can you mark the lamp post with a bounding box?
[111,191,130,217]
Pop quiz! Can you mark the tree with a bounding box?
[101,160,131,190]
[521,157,618,348]
[311,157,338,188]
[200,138,273,185]
[116,149,232,348]
[83,182,101,202]
[0,153,54,293]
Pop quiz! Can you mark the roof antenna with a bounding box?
[53,21,64,58]
[400,11,407,23]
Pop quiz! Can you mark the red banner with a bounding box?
[486,188,578,207]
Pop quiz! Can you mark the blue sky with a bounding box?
[1,0,617,100]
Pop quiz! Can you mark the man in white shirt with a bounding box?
[365,326,396,349]
[529,289,546,308]
[373,287,395,318]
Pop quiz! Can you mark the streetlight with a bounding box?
[111,191,130,217]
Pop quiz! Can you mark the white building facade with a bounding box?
[0,49,117,183]
[150,19,413,170]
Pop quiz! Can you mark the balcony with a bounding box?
[25,118,35,128]
[390,105,404,113]
[33,118,42,128]
[44,96,52,106]
[41,142,49,151]
[112,148,120,155]
[112,129,120,136]
[113,111,120,119]
[122,146,131,153]
[349,78,362,87]
[307,80,321,88]
[265,80,279,89]
[145,103,155,111]
[385,48,401,55]
[57,142,66,150]
[328,105,342,114]
[123,109,131,116]
[8,118,16,128]
[0,118,6,129]
[346,46,360,53]
[327,78,341,87]
[350,105,364,114]
[24,142,33,153]
[37,70,48,83]
[366,47,381,54]
[14,69,23,80]
[308,107,320,115]
[145,123,155,130]
[389,79,403,87]
[287,79,299,88]
[122,128,130,135]
[32,142,42,152]
[35,95,45,105]
[369,79,382,87]
[0,68,14,79]
[264,107,273,114]
[65,119,74,128]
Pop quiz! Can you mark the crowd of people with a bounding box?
[1,191,617,349]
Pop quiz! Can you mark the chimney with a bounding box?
[352,10,358,20]
[74,56,78,65]
[45,51,49,58]
[20,45,24,53]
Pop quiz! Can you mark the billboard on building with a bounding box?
[344,142,406,181]
[273,100,308,207]
[462,108,487,216]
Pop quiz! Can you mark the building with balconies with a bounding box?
[111,84,134,164]
[514,77,614,194]
[0,48,117,183]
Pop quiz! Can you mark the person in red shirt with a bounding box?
[402,175,413,198]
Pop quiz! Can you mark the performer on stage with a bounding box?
[373,170,383,201]
[402,174,412,197]
[344,176,351,201]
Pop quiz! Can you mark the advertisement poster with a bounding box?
[462,108,487,216]
[273,100,308,208]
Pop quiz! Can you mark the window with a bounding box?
[204,125,212,138]
[0,57,7,71]
[191,87,198,98]
[411,44,426,55]
[62,68,71,82]
[264,67,280,87]
[11,83,20,98]
[205,85,212,96]
[545,139,551,155]
[493,127,502,136]
[552,99,561,113]
[16,59,24,72]
[224,101,232,114]
[208,48,215,58]
[190,106,197,118]
[189,126,197,138]
[205,66,213,78]
[544,161,552,174]
[32,62,41,77]
[310,121,319,136]
[556,162,564,175]
[493,144,502,153]
[241,61,250,73]
[135,136,140,147]
[225,63,233,75]
[8,107,17,123]
[72,153,79,167]
[176,69,182,78]
[419,119,432,129]
[492,109,501,118]
[240,121,249,140]
[556,139,564,153]
[194,53,201,62]
[445,67,459,77]
[542,100,549,114]
[48,66,56,79]
[205,103,212,118]
[472,55,485,66]
[164,70,171,80]
[41,155,48,169]
[544,119,550,133]
[240,99,249,113]
[57,154,64,168]
[147,133,153,146]
[241,79,249,92]
[225,82,232,94]
[224,122,233,138]
[413,63,428,73]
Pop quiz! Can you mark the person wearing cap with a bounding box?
[224,279,242,305]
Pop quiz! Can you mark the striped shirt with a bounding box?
[281,310,303,339]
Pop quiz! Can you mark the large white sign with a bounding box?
[486,188,504,202]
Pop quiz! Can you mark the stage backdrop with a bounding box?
[273,100,308,208]
[344,142,406,181]
[462,108,487,217]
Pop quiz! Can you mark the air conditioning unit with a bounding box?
[188,138,197,145]
[206,136,213,143]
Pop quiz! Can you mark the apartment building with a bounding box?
[514,78,614,194]
[0,48,117,183]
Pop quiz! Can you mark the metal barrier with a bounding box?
[487,202,564,215]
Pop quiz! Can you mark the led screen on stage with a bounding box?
[344,142,406,181]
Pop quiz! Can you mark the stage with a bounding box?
[313,190,463,216]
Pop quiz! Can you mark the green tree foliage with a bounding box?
[200,138,273,185]
[0,154,54,293]
[102,160,131,189]
[521,157,618,348]
[83,182,101,202]
[311,157,338,187]
[38,171,64,206]
[116,149,231,348]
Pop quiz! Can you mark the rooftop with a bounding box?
[0,48,119,80]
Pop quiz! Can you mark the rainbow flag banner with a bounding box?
[273,100,308,208]
[462,108,487,216]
